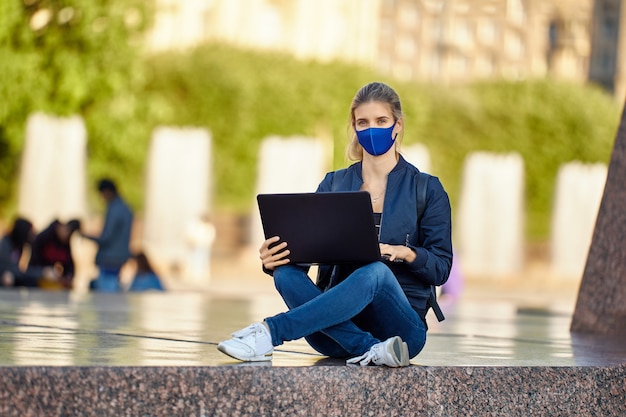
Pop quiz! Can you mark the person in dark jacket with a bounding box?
[218,82,453,367]
[81,179,133,292]
[29,219,81,289]
[0,217,59,287]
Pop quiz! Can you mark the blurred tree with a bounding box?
[0,0,153,213]
[406,80,620,239]
[144,45,620,239]
[143,44,381,212]
[0,13,619,241]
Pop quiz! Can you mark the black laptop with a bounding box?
[257,191,381,264]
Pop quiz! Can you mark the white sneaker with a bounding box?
[217,323,274,362]
[346,336,410,367]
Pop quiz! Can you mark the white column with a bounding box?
[457,151,525,278]
[401,143,431,173]
[19,112,87,230]
[143,126,213,286]
[550,162,607,280]
[250,136,328,252]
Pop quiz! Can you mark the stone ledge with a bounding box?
[1,365,624,416]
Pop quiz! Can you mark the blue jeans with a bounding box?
[90,268,121,292]
[264,262,427,358]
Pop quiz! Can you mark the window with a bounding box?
[397,35,417,57]
[398,4,419,29]
[507,0,525,24]
[454,20,472,47]
[603,17,617,39]
[505,31,523,58]
[478,19,497,44]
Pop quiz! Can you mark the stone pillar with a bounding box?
[571,102,626,336]
[142,127,213,286]
[550,162,607,280]
[456,151,525,278]
[402,143,431,173]
[18,112,87,229]
[249,136,328,252]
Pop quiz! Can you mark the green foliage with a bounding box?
[143,47,620,238]
[0,0,153,213]
[0,15,620,240]
[143,44,382,211]
[398,80,619,238]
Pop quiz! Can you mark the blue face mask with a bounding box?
[356,123,397,156]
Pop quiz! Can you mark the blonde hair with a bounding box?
[346,82,404,161]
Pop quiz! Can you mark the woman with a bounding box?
[0,217,58,287]
[29,219,81,289]
[218,82,453,366]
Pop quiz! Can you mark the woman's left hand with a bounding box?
[379,244,416,263]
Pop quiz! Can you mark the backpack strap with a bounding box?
[417,172,445,322]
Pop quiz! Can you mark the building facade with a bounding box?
[376,0,593,84]
[588,0,626,100]
[147,0,623,98]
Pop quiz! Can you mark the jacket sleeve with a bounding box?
[316,172,335,192]
[405,176,453,287]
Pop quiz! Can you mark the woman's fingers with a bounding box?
[379,243,399,261]
[260,236,290,270]
[259,236,280,253]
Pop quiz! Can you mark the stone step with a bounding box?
[1,365,624,416]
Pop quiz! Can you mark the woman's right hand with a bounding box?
[259,236,290,271]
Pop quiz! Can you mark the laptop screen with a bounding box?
[257,192,381,265]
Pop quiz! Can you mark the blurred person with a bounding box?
[185,214,216,283]
[81,179,133,292]
[128,252,165,292]
[0,217,59,287]
[218,82,452,367]
[29,219,81,290]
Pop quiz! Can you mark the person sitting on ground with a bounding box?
[217,82,452,367]
[29,219,81,290]
[128,252,165,292]
[0,217,59,288]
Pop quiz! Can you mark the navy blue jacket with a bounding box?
[315,155,453,320]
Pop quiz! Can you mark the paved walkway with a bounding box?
[1,258,624,368]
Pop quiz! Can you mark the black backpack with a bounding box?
[416,172,445,322]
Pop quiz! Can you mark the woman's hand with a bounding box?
[259,236,291,271]
[379,243,416,263]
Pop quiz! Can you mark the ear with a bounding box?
[394,118,404,136]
